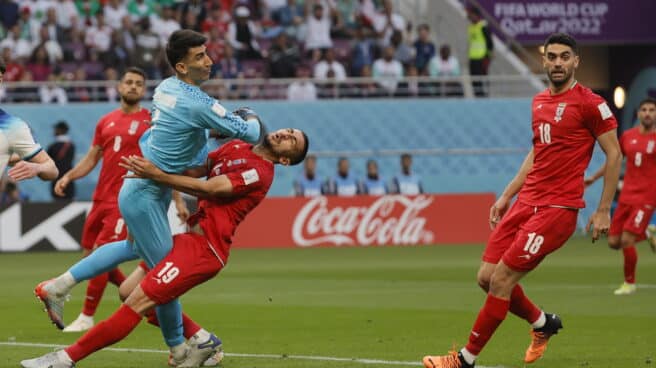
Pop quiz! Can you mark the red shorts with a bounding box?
[609,202,654,242]
[140,233,225,305]
[81,201,127,250]
[483,201,578,272]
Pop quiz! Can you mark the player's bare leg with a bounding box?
[612,232,638,295]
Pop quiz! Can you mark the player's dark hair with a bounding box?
[166,30,207,70]
[122,66,146,81]
[401,153,412,160]
[290,131,310,166]
[544,33,579,55]
[638,97,656,109]
[0,56,5,74]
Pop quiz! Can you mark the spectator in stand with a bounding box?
[359,159,387,195]
[104,0,128,30]
[272,0,304,39]
[0,0,19,31]
[17,5,41,43]
[75,0,102,26]
[390,153,423,195]
[201,4,231,35]
[42,8,66,44]
[356,0,376,29]
[67,67,93,102]
[0,25,32,61]
[132,16,161,79]
[26,44,52,81]
[102,67,119,102]
[55,0,79,31]
[47,121,75,200]
[429,44,462,97]
[287,64,317,101]
[304,2,332,62]
[268,31,300,78]
[104,29,132,74]
[84,12,112,55]
[294,154,322,196]
[350,25,376,76]
[391,29,414,67]
[324,157,359,196]
[118,15,136,53]
[331,0,359,37]
[39,69,68,104]
[414,23,435,75]
[62,26,86,62]
[357,64,379,97]
[228,6,263,60]
[13,70,39,103]
[0,180,29,207]
[151,5,180,46]
[178,0,207,28]
[216,43,242,79]
[372,45,403,95]
[466,5,493,97]
[373,0,405,46]
[126,0,156,22]
[314,48,346,81]
[206,27,226,77]
[37,25,64,64]
[0,48,24,83]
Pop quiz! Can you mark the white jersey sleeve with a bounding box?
[8,119,42,160]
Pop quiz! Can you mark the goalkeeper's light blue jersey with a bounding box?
[141,76,260,173]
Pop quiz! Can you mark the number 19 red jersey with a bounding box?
[617,127,656,206]
[91,108,151,203]
[518,83,617,208]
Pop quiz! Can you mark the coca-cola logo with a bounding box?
[292,196,435,247]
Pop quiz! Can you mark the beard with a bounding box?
[121,94,141,106]
[547,69,572,88]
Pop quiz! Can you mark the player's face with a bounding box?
[180,45,213,85]
[638,103,656,129]
[543,43,579,88]
[117,72,145,105]
[305,157,316,173]
[266,128,306,165]
[367,162,378,176]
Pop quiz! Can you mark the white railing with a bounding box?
[0,74,547,102]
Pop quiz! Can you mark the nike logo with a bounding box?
[518,254,531,260]
[471,331,480,338]
[197,335,222,350]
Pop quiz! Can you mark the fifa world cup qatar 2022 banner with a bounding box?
[0,193,494,252]
[476,0,656,44]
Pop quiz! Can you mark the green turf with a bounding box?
[1,236,655,368]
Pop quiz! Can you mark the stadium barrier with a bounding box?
[0,193,494,252]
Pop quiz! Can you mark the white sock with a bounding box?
[191,328,211,343]
[532,311,546,329]
[459,348,477,365]
[56,349,74,365]
[170,343,188,360]
[52,272,77,295]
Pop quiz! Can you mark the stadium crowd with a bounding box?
[0,0,463,102]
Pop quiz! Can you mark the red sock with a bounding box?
[509,284,542,324]
[66,304,142,362]
[145,310,201,339]
[83,273,109,316]
[465,294,510,355]
[623,246,637,284]
[108,268,126,287]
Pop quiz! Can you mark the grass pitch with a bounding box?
[0,236,654,368]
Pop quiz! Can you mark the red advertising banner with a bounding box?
[232,193,495,248]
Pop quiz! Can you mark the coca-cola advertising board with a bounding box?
[233,194,495,248]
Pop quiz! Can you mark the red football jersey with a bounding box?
[91,108,151,202]
[188,140,274,261]
[518,83,617,208]
[617,127,656,206]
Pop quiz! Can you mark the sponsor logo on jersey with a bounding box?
[242,168,259,185]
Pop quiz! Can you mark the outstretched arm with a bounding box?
[54,145,102,196]
[8,150,59,181]
[120,155,235,198]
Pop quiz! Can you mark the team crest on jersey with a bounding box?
[554,103,567,122]
[227,159,246,167]
[128,121,140,135]
[647,140,655,154]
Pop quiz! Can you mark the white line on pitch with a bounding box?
[0,341,509,367]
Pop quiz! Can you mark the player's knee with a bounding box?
[118,281,135,302]
[607,236,621,250]
[620,236,635,249]
[477,272,491,291]
[124,286,155,315]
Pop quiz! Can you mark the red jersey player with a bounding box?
[585,97,656,295]
[52,67,156,332]
[20,128,309,368]
[423,33,622,368]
